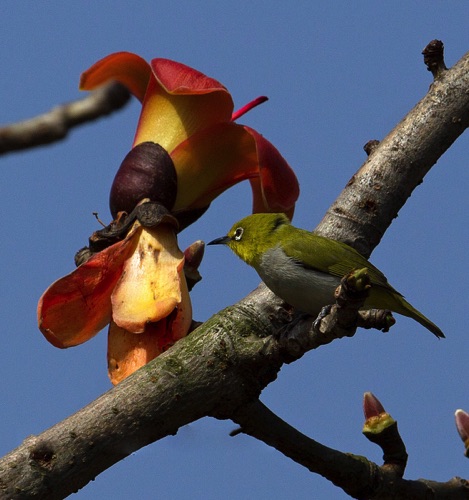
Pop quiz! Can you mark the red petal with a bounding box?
[170,122,256,210]
[107,321,167,385]
[170,122,299,217]
[151,58,228,95]
[37,231,138,348]
[79,52,151,102]
[245,126,299,217]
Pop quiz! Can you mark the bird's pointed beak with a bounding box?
[207,235,231,246]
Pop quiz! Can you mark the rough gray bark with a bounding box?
[1,42,469,499]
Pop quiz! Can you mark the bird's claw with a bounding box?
[313,305,333,332]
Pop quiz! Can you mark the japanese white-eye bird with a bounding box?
[208,213,444,338]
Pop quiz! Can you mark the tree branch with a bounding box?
[231,399,469,499]
[1,44,469,498]
[0,82,130,155]
[0,289,288,499]
[315,43,469,256]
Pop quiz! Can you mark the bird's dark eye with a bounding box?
[233,227,244,241]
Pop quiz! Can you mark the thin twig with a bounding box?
[0,82,130,155]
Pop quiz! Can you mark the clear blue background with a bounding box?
[2,2,468,499]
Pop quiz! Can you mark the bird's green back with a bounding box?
[281,225,397,292]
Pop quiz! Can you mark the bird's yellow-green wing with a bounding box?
[281,228,394,290]
[279,225,444,338]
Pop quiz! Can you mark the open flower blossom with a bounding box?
[38,53,299,384]
[79,51,299,221]
[38,206,192,385]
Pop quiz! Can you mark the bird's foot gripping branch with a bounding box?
[37,52,299,384]
[266,268,397,364]
[312,268,396,337]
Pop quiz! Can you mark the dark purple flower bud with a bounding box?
[109,142,177,218]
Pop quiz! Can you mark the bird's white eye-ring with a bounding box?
[233,227,244,241]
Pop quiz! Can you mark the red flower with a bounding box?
[38,53,299,384]
[80,52,299,219]
[38,212,192,385]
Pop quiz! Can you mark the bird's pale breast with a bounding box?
[258,245,341,315]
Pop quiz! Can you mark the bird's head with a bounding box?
[208,213,290,267]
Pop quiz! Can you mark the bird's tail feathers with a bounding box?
[367,287,444,338]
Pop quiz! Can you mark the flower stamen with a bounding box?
[231,96,268,121]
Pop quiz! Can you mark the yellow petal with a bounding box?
[133,62,233,152]
[111,225,184,333]
[107,270,192,385]
[170,122,257,211]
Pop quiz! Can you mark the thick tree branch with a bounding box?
[315,44,469,256]
[0,289,288,499]
[1,44,469,498]
[0,82,130,155]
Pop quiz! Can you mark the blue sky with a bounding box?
[2,2,469,498]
